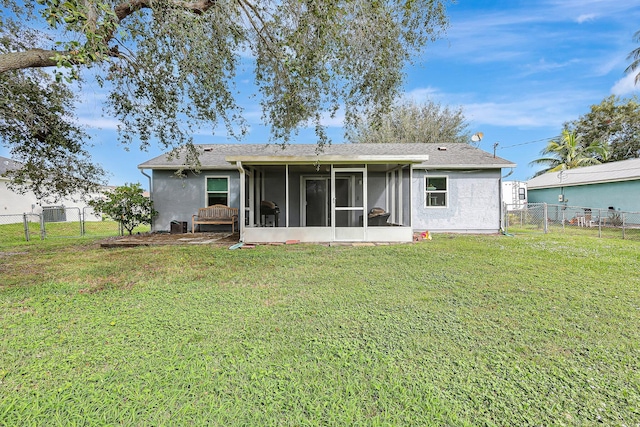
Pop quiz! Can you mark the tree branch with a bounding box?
[0,50,60,73]
[0,0,218,74]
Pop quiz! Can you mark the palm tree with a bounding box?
[626,30,640,85]
[529,130,609,177]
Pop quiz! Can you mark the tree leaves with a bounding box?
[0,69,106,202]
[565,95,640,162]
[1,0,450,198]
[349,99,470,144]
[89,183,156,235]
[529,130,609,177]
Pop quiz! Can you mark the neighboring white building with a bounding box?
[502,180,527,209]
[0,156,104,223]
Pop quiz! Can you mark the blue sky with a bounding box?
[4,0,639,188]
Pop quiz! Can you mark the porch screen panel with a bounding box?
[334,172,364,228]
[305,179,329,226]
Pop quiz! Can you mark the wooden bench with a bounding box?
[192,205,239,233]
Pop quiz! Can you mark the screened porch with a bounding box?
[233,161,417,243]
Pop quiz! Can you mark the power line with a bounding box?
[498,136,560,150]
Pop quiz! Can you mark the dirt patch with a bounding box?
[99,232,240,248]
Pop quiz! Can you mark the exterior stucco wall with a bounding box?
[411,169,502,233]
[152,167,505,234]
[1,179,103,223]
[528,180,640,212]
[151,170,240,232]
[1,180,39,216]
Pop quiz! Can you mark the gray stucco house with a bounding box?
[138,143,515,243]
[527,158,640,212]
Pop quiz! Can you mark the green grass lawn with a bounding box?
[0,220,150,244]
[0,234,638,426]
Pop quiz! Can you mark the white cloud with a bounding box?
[77,116,121,130]
[464,101,562,128]
[519,58,579,77]
[403,87,441,103]
[576,13,597,23]
[404,85,600,129]
[319,109,345,128]
[611,73,640,96]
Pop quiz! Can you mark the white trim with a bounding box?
[332,166,367,242]
[238,163,245,241]
[248,167,255,227]
[204,175,231,206]
[408,165,413,228]
[424,175,448,208]
[285,164,290,227]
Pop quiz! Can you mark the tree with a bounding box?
[565,95,640,162]
[625,29,640,85]
[349,100,470,144]
[89,183,156,235]
[529,130,609,177]
[1,0,451,197]
[0,68,106,201]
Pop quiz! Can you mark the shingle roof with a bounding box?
[138,143,515,170]
[527,158,640,189]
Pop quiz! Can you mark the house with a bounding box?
[138,143,516,243]
[502,180,527,209]
[0,155,104,223]
[527,158,640,212]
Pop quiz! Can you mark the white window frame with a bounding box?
[518,187,526,200]
[424,175,448,208]
[205,175,230,206]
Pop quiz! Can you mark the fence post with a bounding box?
[597,209,602,238]
[40,214,46,240]
[543,203,548,234]
[77,207,82,237]
[23,213,30,242]
[503,203,509,234]
[622,213,626,240]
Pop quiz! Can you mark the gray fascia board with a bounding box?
[413,163,516,169]
[224,155,430,165]
[137,164,233,170]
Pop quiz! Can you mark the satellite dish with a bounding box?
[471,132,484,142]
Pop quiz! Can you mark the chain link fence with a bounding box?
[505,203,640,241]
[0,207,122,242]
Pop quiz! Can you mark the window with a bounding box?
[425,176,447,207]
[518,187,526,200]
[206,176,229,206]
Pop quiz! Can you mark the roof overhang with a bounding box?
[138,164,231,170]
[528,176,640,190]
[413,163,517,169]
[225,155,429,165]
